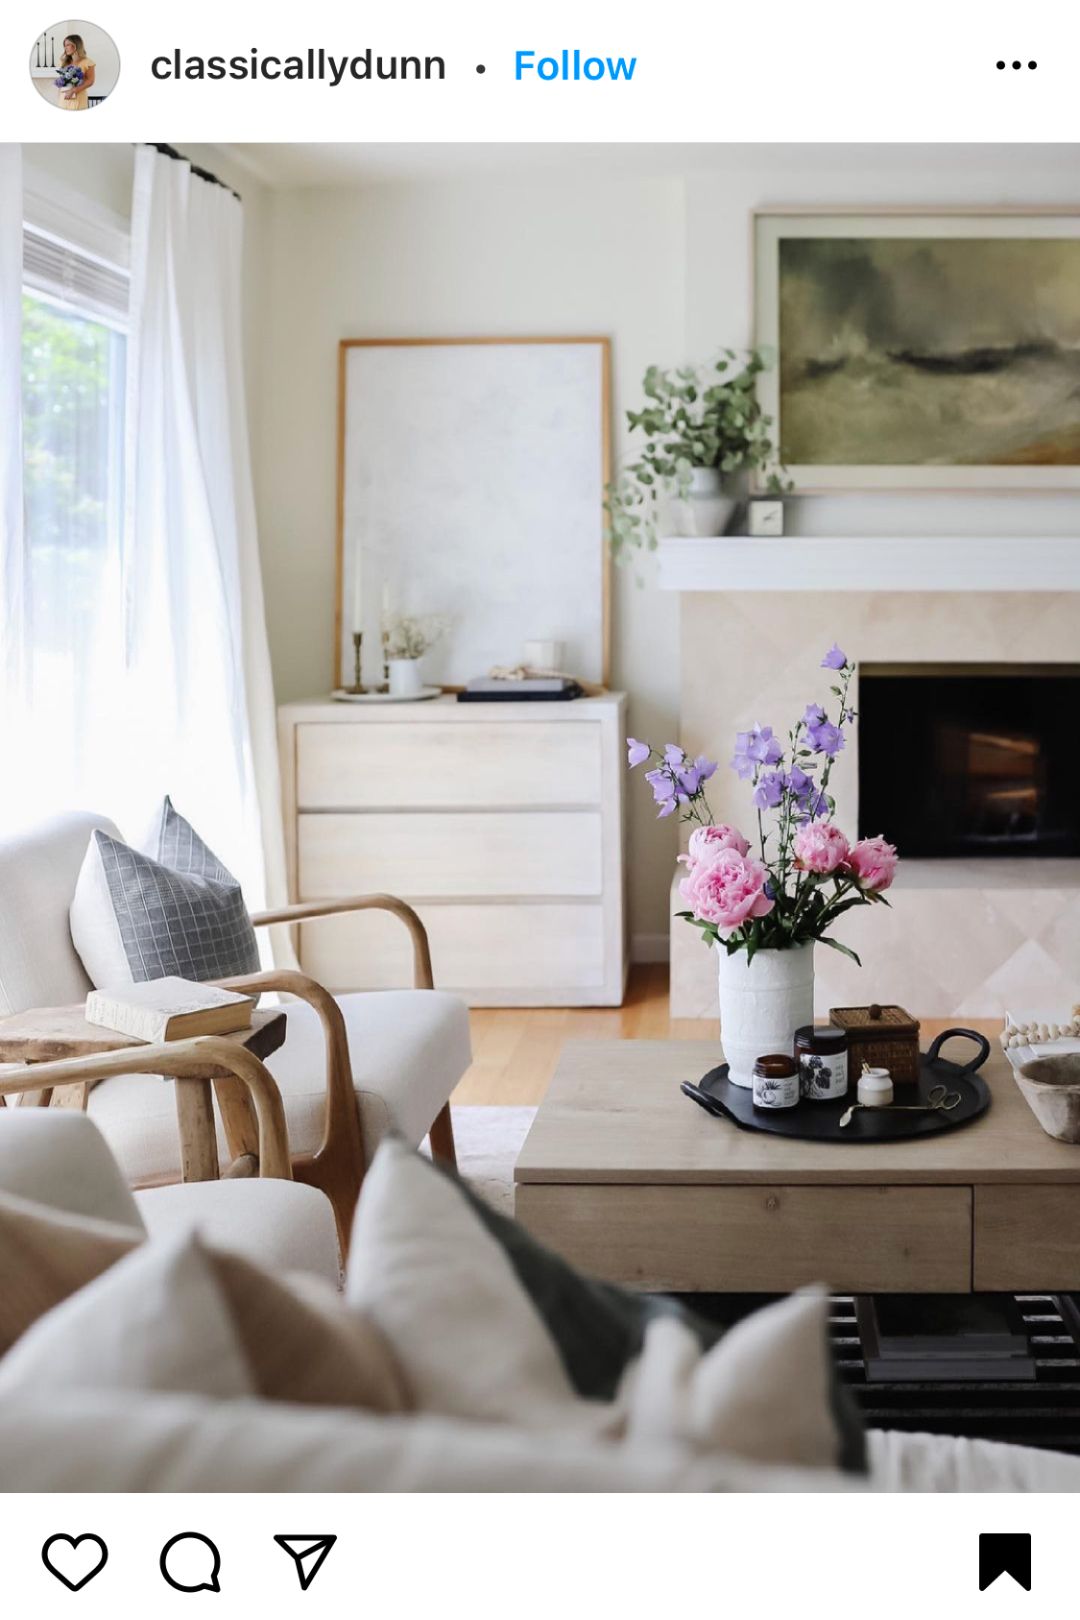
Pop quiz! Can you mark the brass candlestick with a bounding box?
[352,630,363,693]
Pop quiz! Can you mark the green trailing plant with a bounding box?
[606,348,789,563]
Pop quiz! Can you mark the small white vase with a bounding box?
[388,657,423,697]
[717,942,815,1089]
[673,467,736,538]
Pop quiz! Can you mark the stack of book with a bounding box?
[457,676,583,702]
[855,1294,1036,1382]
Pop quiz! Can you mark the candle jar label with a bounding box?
[799,1050,848,1100]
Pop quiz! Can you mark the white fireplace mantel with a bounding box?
[657,535,1080,593]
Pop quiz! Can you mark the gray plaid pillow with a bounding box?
[86,801,259,984]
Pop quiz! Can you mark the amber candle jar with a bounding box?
[794,1024,849,1101]
[752,1053,800,1110]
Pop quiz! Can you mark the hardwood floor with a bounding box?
[451,964,998,1106]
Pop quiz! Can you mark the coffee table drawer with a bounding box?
[515,1184,973,1293]
[975,1186,1080,1290]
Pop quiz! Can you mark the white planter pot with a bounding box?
[388,657,424,697]
[717,942,815,1089]
[672,467,736,538]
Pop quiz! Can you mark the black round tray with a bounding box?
[680,1028,992,1142]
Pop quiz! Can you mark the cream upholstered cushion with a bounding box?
[0,1227,406,1414]
[0,1108,145,1228]
[0,1231,255,1401]
[0,1392,859,1493]
[0,1109,339,1282]
[0,812,120,1015]
[135,1178,341,1283]
[86,989,471,1181]
[0,1189,140,1355]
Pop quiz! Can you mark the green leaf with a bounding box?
[817,936,863,966]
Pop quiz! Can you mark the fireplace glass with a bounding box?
[858,664,1080,858]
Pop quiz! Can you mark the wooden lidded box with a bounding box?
[829,1003,921,1087]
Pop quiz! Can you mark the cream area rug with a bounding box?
[423,1106,536,1216]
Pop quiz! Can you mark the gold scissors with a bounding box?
[839,1083,962,1129]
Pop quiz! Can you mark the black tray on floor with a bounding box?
[680,1027,992,1142]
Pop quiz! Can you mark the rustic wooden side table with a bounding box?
[0,1005,289,1183]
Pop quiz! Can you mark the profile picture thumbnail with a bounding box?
[29,19,120,111]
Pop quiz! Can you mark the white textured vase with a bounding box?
[673,467,736,538]
[388,657,423,697]
[717,943,815,1089]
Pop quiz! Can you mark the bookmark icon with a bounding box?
[273,1535,337,1592]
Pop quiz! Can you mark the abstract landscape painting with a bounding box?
[756,217,1080,485]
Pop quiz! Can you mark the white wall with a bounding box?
[254,143,1080,950]
[257,172,687,946]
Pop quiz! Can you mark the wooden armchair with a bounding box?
[0,814,470,1257]
[208,894,463,1246]
[0,1035,293,1179]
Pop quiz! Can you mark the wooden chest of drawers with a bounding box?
[278,695,627,1005]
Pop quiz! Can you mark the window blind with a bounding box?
[22,226,129,325]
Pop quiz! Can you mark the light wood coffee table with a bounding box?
[514,1037,1080,1294]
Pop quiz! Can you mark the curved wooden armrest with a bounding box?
[250,895,434,990]
[211,969,356,1163]
[0,1039,292,1179]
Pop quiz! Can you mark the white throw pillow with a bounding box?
[0,1231,253,1400]
[347,1140,589,1428]
[347,1140,866,1472]
[621,1291,845,1470]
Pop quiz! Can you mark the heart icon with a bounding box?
[42,1534,109,1591]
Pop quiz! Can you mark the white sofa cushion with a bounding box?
[0,1391,858,1493]
[347,1140,864,1473]
[0,1108,145,1228]
[868,1427,1080,1491]
[135,1178,341,1283]
[0,1231,254,1401]
[86,989,471,1179]
[0,1109,339,1282]
[0,811,119,1015]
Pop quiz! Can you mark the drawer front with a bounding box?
[296,721,602,810]
[298,811,602,899]
[300,903,605,995]
[514,1184,973,1293]
[975,1185,1080,1290]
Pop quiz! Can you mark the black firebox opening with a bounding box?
[858,664,1080,858]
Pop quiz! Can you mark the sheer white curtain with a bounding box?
[0,147,26,696]
[122,144,288,920]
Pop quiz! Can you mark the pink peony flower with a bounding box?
[845,834,898,893]
[686,822,751,866]
[793,821,850,875]
[679,848,774,934]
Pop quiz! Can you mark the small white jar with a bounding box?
[857,1066,894,1107]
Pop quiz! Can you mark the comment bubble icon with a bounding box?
[159,1532,222,1594]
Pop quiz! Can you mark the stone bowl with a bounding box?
[1015,1054,1080,1143]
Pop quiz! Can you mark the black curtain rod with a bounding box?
[145,143,242,201]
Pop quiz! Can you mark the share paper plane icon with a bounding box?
[273,1534,338,1592]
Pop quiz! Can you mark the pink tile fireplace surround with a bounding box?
[669,589,1080,1020]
